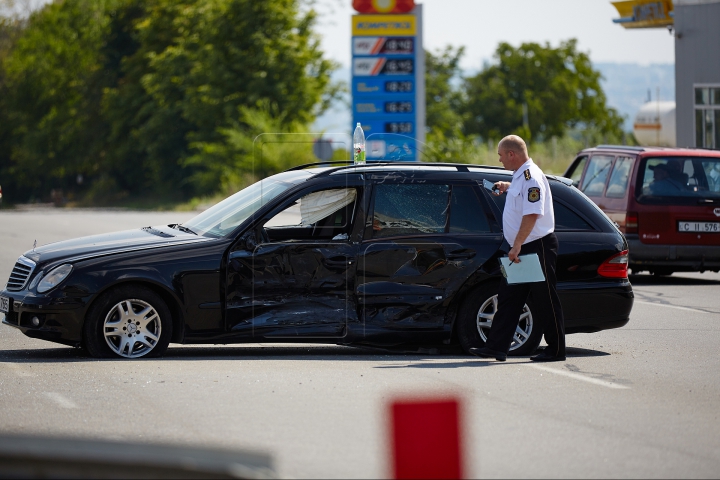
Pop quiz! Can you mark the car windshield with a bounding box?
[637,156,720,204]
[183,170,312,237]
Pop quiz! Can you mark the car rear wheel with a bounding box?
[84,286,172,359]
[457,283,543,356]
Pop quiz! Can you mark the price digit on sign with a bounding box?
[385,81,413,93]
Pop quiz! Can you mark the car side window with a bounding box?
[372,184,450,238]
[641,159,693,197]
[580,155,614,196]
[488,185,594,231]
[449,186,492,234]
[265,187,358,241]
[702,158,720,192]
[566,156,588,186]
[554,202,594,231]
[605,156,633,198]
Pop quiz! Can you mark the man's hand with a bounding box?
[508,245,522,263]
[493,181,511,196]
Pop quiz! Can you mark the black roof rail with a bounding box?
[286,161,353,171]
[283,161,508,177]
[307,161,511,177]
[595,145,646,152]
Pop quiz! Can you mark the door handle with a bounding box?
[447,249,476,260]
[324,256,354,266]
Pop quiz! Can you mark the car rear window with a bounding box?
[488,182,599,232]
[554,202,594,231]
[637,156,720,204]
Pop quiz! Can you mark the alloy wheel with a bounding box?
[475,294,534,352]
[103,298,162,359]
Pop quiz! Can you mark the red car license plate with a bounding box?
[678,221,720,233]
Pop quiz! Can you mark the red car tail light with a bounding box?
[598,250,629,278]
[625,212,638,234]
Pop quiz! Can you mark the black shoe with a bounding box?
[530,350,566,362]
[469,346,507,362]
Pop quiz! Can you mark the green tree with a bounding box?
[187,102,319,195]
[422,45,481,164]
[461,40,623,143]
[103,0,337,200]
[0,0,337,204]
[425,46,465,140]
[0,8,25,204]
[1,0,117,202]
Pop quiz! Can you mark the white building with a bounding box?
[674,0,720,149]
[613,0,720,149]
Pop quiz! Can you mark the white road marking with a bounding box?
[524,364,629,390]
[43,392,79,409]
[634,300,710,314]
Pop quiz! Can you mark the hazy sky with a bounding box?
[314,0,676,69]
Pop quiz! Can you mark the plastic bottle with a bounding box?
[353,123,366,165]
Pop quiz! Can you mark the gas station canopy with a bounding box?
[612,0,674,28]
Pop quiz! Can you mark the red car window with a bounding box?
[638,156,720,202]
[606,157,633,198]
[567,155,588,186]
[580,155,614,196]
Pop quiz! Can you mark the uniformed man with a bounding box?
[470,135,565,362]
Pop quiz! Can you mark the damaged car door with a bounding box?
[356,179,503,334]
[226,186,362,338]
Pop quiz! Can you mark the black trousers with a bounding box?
[485,233,565,356]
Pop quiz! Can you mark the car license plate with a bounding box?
[678,221,720,233]
[0,295,9,313]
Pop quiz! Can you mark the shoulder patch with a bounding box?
[528,187,541,203]
[523,169,531,180]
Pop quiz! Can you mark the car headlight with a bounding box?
[37,264,73,293]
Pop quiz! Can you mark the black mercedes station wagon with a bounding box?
[1,163,633,359]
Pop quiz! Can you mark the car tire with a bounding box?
[84,285,172,359]
[457,283,543,356]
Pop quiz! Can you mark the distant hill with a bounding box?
[313,62,676,134]
[595,62,675,129]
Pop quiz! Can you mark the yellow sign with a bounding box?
[352,14,416,36]
[611,0,673,29]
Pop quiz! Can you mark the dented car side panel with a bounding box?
[227,242,357,338]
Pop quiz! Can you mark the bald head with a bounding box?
[497,135,529,171]
[498,135,529,158]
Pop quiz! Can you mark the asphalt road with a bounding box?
[1,209,720,478]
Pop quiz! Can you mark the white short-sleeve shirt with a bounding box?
[503,158,555,246]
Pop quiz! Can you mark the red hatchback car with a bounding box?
[564,145,720,275]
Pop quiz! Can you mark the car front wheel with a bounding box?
[84,286,172,359]
[457,283,542,356]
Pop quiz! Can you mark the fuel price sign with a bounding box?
[351,9,424,161]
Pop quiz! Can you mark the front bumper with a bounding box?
[627,235,720,272]
[1,290,87,347]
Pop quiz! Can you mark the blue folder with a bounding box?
[499,254,546,284]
